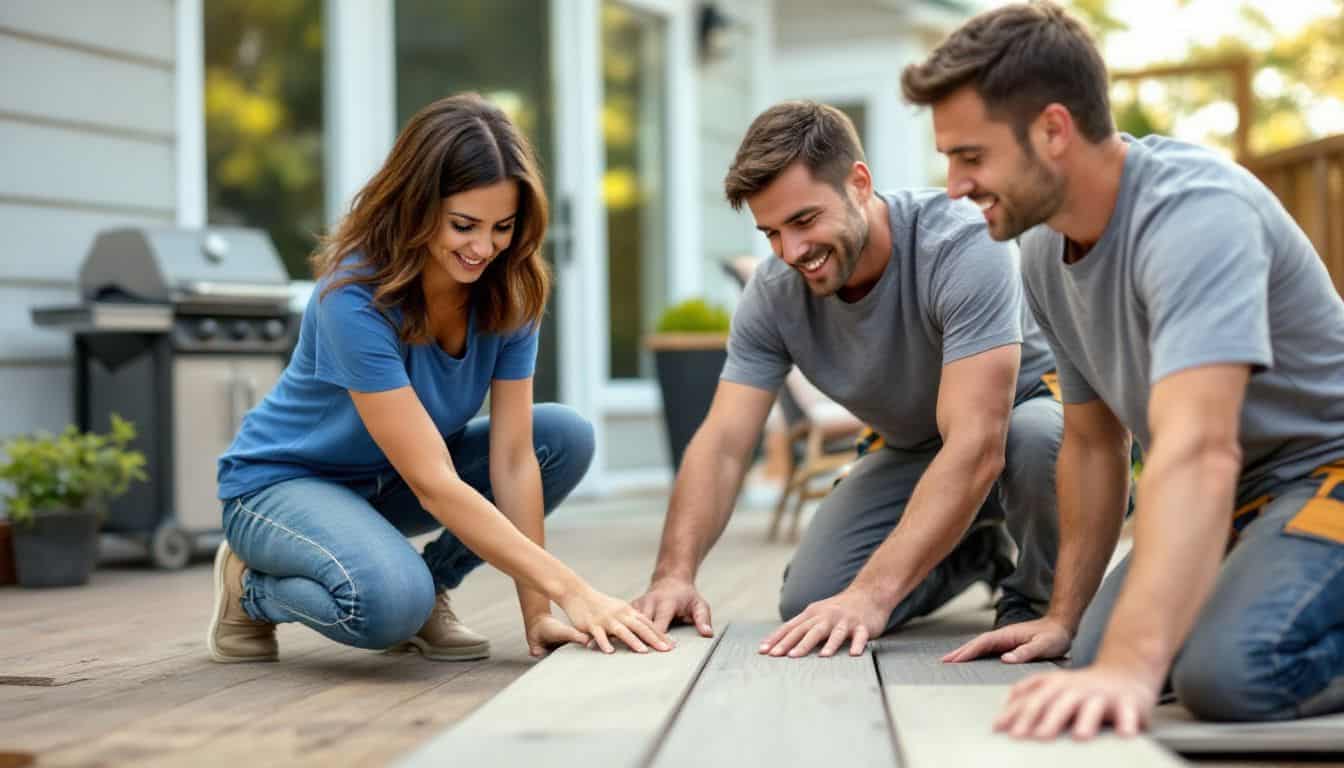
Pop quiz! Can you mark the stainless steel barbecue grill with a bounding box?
[33,227,297,568]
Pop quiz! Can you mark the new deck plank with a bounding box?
[396,627,719,768]
[884,685,1187,766]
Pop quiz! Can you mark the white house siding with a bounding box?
[0,0,178,440]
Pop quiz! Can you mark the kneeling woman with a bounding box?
[209,93,669,663]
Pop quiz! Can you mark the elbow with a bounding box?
[975,443,1007,490]
[1151,430,1243,497]
[960,427,1008,491]
[404,452,466,511]
[1189,435,1243,490]
[493,446,540,480]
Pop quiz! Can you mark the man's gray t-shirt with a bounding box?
[1020,134,1344,502]
[722,189,1055,454]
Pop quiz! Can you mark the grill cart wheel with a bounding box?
[150,523,193,570]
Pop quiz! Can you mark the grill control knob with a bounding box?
[195,318,220,341]
[261,319,286,341]
[229,320,252,341]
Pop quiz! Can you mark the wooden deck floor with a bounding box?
[1,495,1340,767]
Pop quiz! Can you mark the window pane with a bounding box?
[393,0,559,403]
[204,0,325,279]
[394,0,551,146]
[832,101,868,148]
[603,3,668,380]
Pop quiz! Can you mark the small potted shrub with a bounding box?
[644,298,732,469]
[0,415,147,588]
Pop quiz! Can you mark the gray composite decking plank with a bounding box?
[1150,703,1344,754]
[873,634,1057,685]
[395,627,719,768]
[649,622,897,768]
[884,685,1188,767]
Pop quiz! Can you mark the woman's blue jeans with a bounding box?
[220,403,595,650]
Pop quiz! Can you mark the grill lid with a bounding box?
[80,227,291,308]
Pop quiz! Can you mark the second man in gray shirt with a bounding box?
[632,101,1063,657]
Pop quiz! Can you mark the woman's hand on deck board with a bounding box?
[555,586,674,654]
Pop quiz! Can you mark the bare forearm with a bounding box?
[1094,447,1236,683]
[1046,435,1130,631]
[651,430,747,582]
[851,438,1002,612]
[493,460,553,621]
[421,475,579,602]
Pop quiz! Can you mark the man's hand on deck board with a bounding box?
[942,617,1072,665]
[632,578,715,637]
[758,588,886,658]
[993,663,1159,740]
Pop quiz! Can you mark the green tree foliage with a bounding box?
[205,0,324,278]
[1063,0,1344,156]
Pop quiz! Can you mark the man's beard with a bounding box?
[801,203,869,297]
[989,152,1065,241]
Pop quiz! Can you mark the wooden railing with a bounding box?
[1243,135,1344,297]
[1112,58,1343,296]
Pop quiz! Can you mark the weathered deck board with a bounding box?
[3,498,1329,768]
[650,621,896,768]
[396,628,719,768]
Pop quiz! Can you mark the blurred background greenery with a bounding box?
[1064,0,1344,155]
[201,0,1344,282]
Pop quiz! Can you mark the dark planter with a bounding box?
[12,508,100,588]
[647,333,729,470]
[0,519,15,586]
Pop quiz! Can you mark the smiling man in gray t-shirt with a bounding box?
[631,101,1063,658]
[906,0,1344,737]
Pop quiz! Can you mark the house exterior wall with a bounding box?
[0,1,179,440]
[0,0,950,496]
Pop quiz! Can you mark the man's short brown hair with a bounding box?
[901,1,1114,144]
[723,101,866,211]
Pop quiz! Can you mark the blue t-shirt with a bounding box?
[217,268,539,499]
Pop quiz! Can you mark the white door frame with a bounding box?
[550,0,606,494]
[560,0,699,494]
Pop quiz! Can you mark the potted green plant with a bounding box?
[0,415,147,588]
[644,298,732,470]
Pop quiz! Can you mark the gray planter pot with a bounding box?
[12,508,100,588]
[0,519,15,586]
[646,333,729,471]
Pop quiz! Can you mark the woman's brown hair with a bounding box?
[311,93,551,340]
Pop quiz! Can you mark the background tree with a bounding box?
[205,0,324,278]
[1058,0,1344,157]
